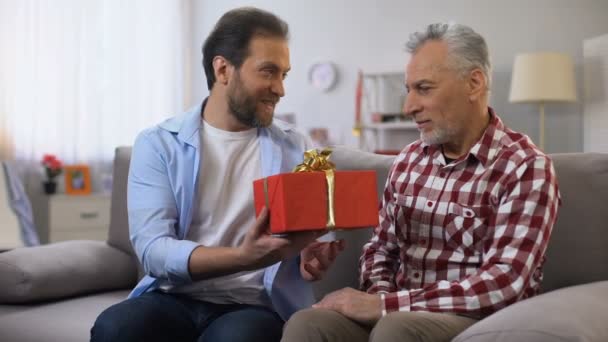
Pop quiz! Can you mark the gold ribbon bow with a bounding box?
[292,148,336,229]
[292,148,336,173]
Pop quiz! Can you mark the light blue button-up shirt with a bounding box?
[126,100,315,320]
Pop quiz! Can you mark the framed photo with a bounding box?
[64,165,92,195]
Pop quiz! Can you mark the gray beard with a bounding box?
[420,125,457,145]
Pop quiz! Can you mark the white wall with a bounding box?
[190,0,608,152]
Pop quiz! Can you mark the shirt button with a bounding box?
[414,272,420,278]
[427,201,433,207]
[439,172,446,177]
[419,239,426,245]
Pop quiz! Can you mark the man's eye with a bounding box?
[418,87,430,94]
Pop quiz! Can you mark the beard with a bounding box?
[227,72,275,128]
[420,123,458,146]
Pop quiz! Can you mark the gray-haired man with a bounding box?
[282,22,560,342]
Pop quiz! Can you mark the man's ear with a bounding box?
[468,68,487,102]
[213,56,233,86]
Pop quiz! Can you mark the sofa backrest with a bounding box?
[107,146,134,257]
[106,146,608,295]
[105,145,395,296]
[542,153,608,291]
[317,150,608,295]
[105,146,394,256]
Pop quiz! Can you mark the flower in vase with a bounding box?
[41,154,63,182]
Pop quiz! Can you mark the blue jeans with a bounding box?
[90,291,284,342]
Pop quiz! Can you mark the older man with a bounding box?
[283,23,560,342]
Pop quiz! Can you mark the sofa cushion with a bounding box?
[453,281,608,342]
[0,240,136,303]
[0,290,129,342]
[543,153,608,291]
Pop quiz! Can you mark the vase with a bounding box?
[43,181,57,195]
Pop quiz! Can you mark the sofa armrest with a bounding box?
[454,281,608,342]
[0,240,137,303]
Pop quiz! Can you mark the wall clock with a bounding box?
[308,62,338,92]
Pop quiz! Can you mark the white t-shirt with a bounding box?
[167,119,268,306]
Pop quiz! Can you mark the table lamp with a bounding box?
[509,52,577,150]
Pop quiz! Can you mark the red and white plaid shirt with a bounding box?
[360,108,560,318]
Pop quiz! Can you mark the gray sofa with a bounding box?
[0,147,607,342]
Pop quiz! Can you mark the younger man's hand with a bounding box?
[300,239,345,281]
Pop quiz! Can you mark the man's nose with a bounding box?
[271,78,285,98]
[403,92,421,117]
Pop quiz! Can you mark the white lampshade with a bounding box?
[509,52,577,103]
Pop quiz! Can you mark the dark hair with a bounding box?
[202,7,289,90]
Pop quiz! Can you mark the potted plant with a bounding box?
[41,154,63,194]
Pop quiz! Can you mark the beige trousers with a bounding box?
[281,308,477,342]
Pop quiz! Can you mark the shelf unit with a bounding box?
[358,72,419,151]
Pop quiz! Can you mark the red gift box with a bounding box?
[253,171,379,234]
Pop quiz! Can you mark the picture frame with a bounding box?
[64,164,92,195]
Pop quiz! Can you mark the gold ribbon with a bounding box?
[292,148,336,229]
[263,177,270,209]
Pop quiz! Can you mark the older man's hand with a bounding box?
[313,287,382,325]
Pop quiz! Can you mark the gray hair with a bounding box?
[405,23,492,90]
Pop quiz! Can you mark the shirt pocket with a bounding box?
[444,202,493,255]
[392,194,418,239]
[393,193,441,242]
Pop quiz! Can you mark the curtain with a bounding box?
[0,0,192,192]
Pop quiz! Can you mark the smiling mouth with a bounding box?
[261,100,276,109]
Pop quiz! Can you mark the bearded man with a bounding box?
[91,7,343,342]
